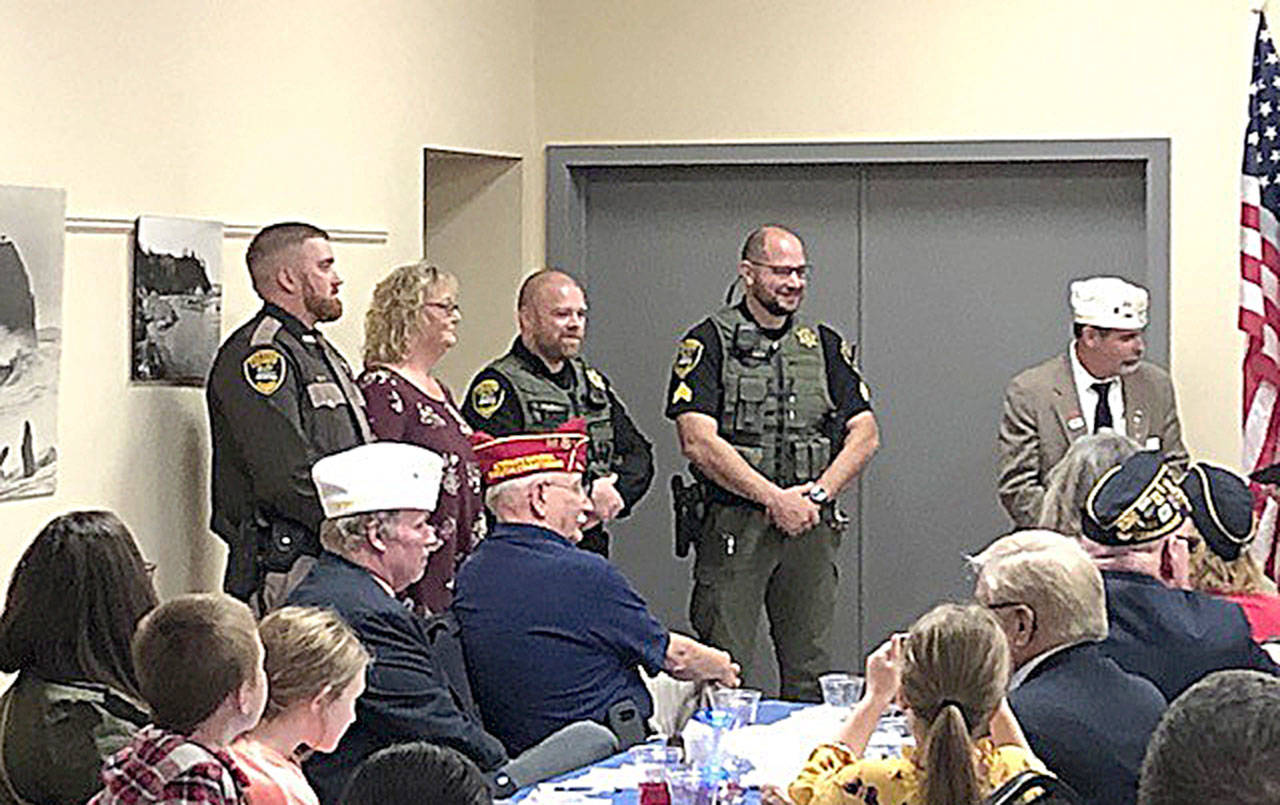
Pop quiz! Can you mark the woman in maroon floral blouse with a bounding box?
[358,262,484,613]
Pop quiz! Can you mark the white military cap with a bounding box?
[1070,276,1149,330]
[312,442,445,518]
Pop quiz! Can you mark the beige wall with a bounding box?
[0,0,538,595]
[534,0,1255,469]
[0,0,1260,596]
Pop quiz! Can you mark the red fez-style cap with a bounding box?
[470,418,590,487]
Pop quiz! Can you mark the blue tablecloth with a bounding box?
[509,701,806,803]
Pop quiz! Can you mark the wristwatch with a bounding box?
[806,485,830,505]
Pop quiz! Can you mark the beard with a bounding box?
[305,292,343,323]
[751,284,801,317]
[534,330,581,362]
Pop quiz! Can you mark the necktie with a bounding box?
[1091,381,1114,433]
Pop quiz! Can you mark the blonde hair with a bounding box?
[1038,432,1141,537]
[258,606,371,721]
[363,262,459,365]
[1190,543,1277,596]
[971,530,1108,645]
[900,603,1010,805]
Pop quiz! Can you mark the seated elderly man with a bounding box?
[287,442,616,804]
[972,529,1166,805]
[1138,670,1280,805]
[1081,450,1277,701]
[454,420,740,754]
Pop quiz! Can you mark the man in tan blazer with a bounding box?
[997,277,1188,527]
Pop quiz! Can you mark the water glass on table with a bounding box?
[818,672,865,709]
[710,687,762,728]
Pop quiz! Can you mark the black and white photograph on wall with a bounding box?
[0,184,65,503]
[131,215,222,385]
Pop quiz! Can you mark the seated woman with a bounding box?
[0,511,158,805]
[230,606,370,805]
[784,603,1045,805]
[1182,462,1280,641]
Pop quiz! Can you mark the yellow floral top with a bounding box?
[788,739,1045,805]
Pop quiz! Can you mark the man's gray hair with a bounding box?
[1140,670,1280,805]
[319,511,396,558]
[1038,432,1141,537]
[970,529,1108,646]
[483,475,540,516]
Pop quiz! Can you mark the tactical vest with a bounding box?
[490,354,616,478]
[711,306,835,486]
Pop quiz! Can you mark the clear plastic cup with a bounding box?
[710,687,762,728]
[818,672,865,708]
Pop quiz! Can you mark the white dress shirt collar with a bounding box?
[1069,340,1126,437]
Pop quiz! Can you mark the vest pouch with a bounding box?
[791,436,832,483]
[733,376,769,436]
[586,419,615,468]
[735,445,766,472]
[528,399,571,427]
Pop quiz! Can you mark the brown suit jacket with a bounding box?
[997,353,1188,527]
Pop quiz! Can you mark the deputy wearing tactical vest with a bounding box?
[665,225,879,700]
[206,222,372,612]
[461,270,654,557]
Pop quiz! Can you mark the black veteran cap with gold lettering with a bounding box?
[1180,463,1256,561]
[1082,451,1190,546]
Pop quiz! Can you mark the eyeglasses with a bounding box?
[745,259,813,280]
[424,301,461,316]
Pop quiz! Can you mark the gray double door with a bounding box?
[548,146,1163,694]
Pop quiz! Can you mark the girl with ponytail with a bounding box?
[780,603,1047,805]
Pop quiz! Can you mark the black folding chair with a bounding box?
[984,771,1083,805]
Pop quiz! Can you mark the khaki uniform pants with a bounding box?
[690,502,839,702]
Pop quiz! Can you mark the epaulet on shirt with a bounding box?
[249,316,282,347]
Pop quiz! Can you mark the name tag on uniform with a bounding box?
[307,382,347,409]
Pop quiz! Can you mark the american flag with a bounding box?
[1240,12,1280,577]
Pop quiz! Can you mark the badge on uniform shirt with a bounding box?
[585,368,607,389]
[672,382,693,404]
[673,338,703,379]
[471,378,504,419]
[243,348,286,396]
[795,327,819,349]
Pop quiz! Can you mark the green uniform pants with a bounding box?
[689,502,839,702]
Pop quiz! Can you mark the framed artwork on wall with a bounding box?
[0,184,65,502]
[131,215,222,385]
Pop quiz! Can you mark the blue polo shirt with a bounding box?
[454,522,669,753]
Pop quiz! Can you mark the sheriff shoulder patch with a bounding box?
[471,378,504,419]
[243,348,286,395]
[585,367,607,388]
[796,327,819,349]
[840,339,856,367]
[673,338,703,379]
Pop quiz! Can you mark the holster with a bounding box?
[671,475,707,558]
[226,510,318,601]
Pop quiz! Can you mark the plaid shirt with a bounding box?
[89,725,249,805]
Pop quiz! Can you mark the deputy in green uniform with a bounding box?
[461,270,654,557]
[665,225,879,700]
